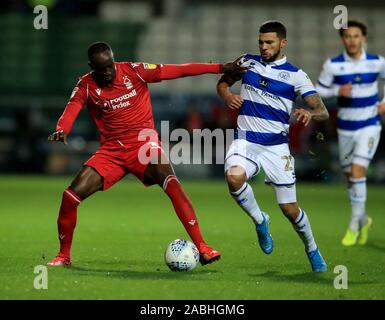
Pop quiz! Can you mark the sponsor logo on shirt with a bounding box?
[97,89,138,112]
[244,84,279,101]
[143,63,157,69]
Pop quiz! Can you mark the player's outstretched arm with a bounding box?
[158,59,247,81]
[217,74,243,110]
[48,80,87,144]
[294,93,329,126]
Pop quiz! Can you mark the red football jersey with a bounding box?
[56,62,165,144]
[56,61,222,144]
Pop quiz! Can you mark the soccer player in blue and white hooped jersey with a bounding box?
[217,21,329,272]
[316,20,385,247]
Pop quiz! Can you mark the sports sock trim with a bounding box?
[64,189,81,204]
[163,175,179,191]
[231,182,248,197]
[294,209,305,225]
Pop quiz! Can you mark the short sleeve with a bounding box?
[379,56,385,80]
[295,69,317,98]
[317,60,334,88]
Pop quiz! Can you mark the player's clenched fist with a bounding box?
[338,82,352,97]
[48,130,68,144]
[224,93,244,110]
[294,108,312,126]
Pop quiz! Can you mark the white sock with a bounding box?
[348,177,367,231]
[231,182,264,225]
[292,209,317,253]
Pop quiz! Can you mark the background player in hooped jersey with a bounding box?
[316,20,385,247]
[46,41,247,266]
[217,21,329,272]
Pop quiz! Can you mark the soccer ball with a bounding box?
[164,239,200,271]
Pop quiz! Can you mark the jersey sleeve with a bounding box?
[131,62,163,83]
[379,55,385,80]
[380,56,385,103]
[56,78,88,135]
[317,60,335,88]
[295,69,317,98]
[315,59,340,98]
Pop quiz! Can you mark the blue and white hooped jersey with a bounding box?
[235,54,317,146]
[317,50,385,131]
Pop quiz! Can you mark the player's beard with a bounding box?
[261,49,281,63]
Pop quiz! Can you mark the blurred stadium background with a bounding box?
[1,0,385,182]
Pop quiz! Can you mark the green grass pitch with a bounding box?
[1,176,384,300]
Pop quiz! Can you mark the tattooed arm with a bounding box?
[293,93,329,126]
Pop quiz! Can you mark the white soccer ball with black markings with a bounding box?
[165,239,200,271]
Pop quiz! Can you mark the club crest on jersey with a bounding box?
[278,71,290,81]
[259,79,268,86]
[123,76,133,90]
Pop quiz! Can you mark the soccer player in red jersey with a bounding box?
[47,42,246,267]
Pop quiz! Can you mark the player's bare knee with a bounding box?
[226,166,247,192]
[350,164,367,179]
[279,203,300,221]
[70,166,102,199]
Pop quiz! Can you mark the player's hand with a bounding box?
[378,102,385,115]
[224,93,244,110]
[48,130,68,144]
[294,108,312,126]
[221,57,249,75]
[338,82,352,97]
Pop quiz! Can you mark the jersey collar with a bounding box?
[260,55,287,66]
[343,49,366,61]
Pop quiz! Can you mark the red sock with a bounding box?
[57,188,81,257]
[163,175,205,248]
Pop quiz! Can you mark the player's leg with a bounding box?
[337,131,358,245]
[350,164,373,245]
[144,153,220,265]
[48,166,103,266]
[272,187,327,272]
[224,140,273,254]
[262,144,326,271]
[226,162,264,225]
[342,163,368,246]
[341,126,380,246]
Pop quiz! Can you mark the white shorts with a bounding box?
[338,125,381,173]
[224,139,297,204]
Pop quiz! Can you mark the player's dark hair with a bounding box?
[339,20,367,36]
[87,41,112,59]
[259,20,287,39]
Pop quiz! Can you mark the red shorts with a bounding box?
[84,137,165,191]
